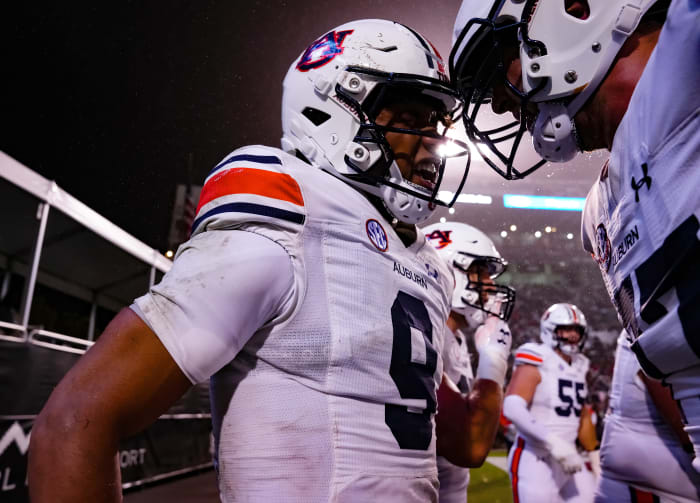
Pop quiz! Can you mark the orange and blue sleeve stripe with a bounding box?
[514,350,543,366]
[192,154,305,232]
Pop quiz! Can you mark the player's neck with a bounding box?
[446,313,465,335]
[555,348,572,365]
[393,221,417,247]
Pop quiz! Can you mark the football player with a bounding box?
[29,20,472,502]
[504,303,598,502]
[595,330,700,502]
[450,0,700,470]
[423,221,515,502]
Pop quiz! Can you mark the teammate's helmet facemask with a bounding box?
[454,252,516,321]
[449,11,547,180]
[335,66,471,210]
[553,325,587,352]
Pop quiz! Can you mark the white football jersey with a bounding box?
[134,145,453,502]
[597,332,700,502]
[437,327,474,503]
[513,343,589,449]
[581,0,700,380]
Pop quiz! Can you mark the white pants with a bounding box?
[508,437,595,503]
[594,415,700,502]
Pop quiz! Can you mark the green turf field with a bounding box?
[467,449,513,503]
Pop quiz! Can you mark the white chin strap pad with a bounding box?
[379,162,434,225]
[532,102,579,163]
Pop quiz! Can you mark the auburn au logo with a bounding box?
[425,230,452,249]
[296,30,354,72]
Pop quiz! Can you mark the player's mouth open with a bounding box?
[411,158,439,191]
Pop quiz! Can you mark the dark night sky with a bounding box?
[3,1,468,251]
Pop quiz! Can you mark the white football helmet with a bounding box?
[540,303,587,356]
[423,221,515,327]
[450,0,664,179]
[282,19,470,225]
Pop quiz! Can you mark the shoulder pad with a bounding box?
[191,146,307,235]
[514,342,544,367]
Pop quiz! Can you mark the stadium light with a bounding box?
[503,194,585,211]
[439,191,493,205]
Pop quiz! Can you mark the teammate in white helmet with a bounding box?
[423,221,515,502]
[29,20,471,502]
[503,303,598,502]
[595,330,700,502]
[451,0,700,472]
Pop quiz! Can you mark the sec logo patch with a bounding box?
[366,219,388,252]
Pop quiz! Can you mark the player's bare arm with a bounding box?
[506,363,541,404]
[28,308,192,503]
[437,372,503,467]
[577,404,598,452]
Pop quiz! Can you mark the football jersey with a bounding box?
[133,145,453,502]
[513,342,589,450]
[437,327,474,503]
[598,331,700,502]
[581,0,700,380]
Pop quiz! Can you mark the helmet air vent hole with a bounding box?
[555,122,561,128]
[302,107,331,126]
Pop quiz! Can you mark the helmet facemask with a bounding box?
[553,325,587,356]
[453,253,516,323]
[450,15,547,180]
[335,67,471,224]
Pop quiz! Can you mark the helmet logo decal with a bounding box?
[425,229,452,249]
[569,305,578,323]
[366,219,388,252]
[595,223,612,272]
[426,40,447,79]
[296,30,354,72]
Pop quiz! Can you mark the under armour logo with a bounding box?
[631,163,652,203]
[497,327,510,345]
[424,263,439,280]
